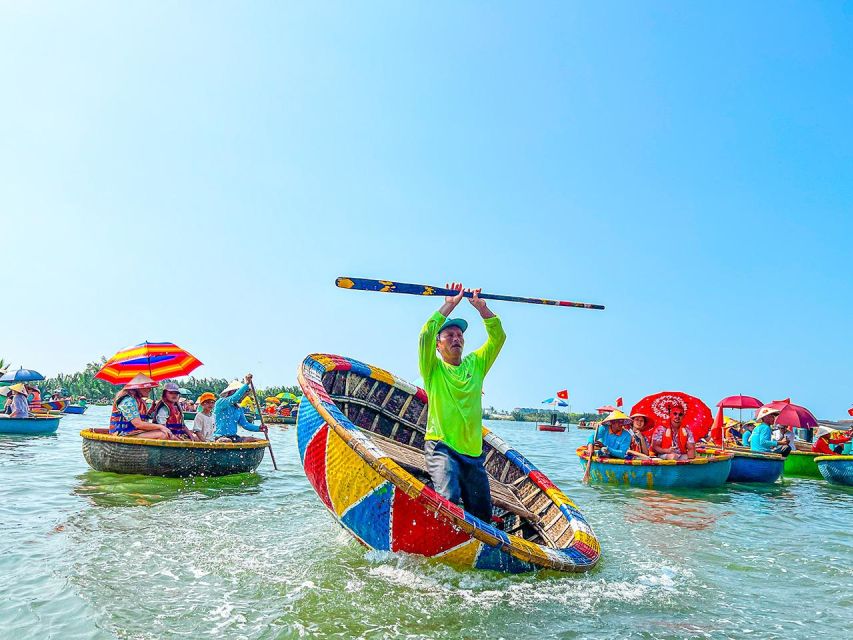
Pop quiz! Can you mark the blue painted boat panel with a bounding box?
[0,417,61,435]
[727,453,784,483]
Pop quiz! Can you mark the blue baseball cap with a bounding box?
[439,318,468,335]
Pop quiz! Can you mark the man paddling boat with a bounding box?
[213,374,267,443]
[418,282,506,523]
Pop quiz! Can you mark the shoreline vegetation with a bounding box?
[483,406,600,423]
[28,358,301,405]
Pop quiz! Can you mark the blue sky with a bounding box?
[1,3,851,417]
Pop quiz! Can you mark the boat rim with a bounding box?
[80,429,268,450]
[0,415,62,421]
[575,445,732,465]
[698,445,784,462]
[814,455,853,463]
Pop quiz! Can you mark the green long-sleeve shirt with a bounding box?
[418,310,506,456]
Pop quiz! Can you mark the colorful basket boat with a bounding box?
[699,446,784,484]
[80,428,267,477]
[296,354,601,574]
[783,450,822,478]
[576,446,733,489]
[815,455,853,486]
[63,404,87,415]
[0,415,62,435]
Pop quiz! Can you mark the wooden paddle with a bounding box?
[336,277,605,310]
[249,379,278,471]
[582,426,604,484]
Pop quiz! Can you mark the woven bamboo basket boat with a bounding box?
[815,455,853,486]
[0,415,62,435]
[784,450,822,478]
[296,354,600,574]
[699,446,784,483]
[576,446,733,489]
[80,428,267,477]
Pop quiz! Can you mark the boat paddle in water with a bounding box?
[80,429,267,477]
[296,354,601,574]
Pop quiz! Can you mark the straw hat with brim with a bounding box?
[602,410,633,425]
[123,374,159,390]
[163,382,181,393]
[630,412,654,428]
[10,383,27,394]
[220,380,244,397]
[197,392,216,404]
[756,407,781,421]
[439,318,468,335]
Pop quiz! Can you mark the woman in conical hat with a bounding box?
[108,374,174,440]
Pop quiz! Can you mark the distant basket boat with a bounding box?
[537,424,566,432]
[80,428,267,477]
[264,415,297,425]
[815,455,853,486]
[63,404,87,415]
[0,415,62,435]
[297,354,601,574]
[699,446,784,484]
[576,446,733,489]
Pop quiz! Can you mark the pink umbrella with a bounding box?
[596,405,617,415]
[759,399,818,429]
[717,395,763,409]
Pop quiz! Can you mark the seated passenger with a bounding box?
[213,374,266,443]
[750,408,779,453]
[812,428,853,455]
[772,423,795,456]
[192,392,216,441]
[109,374,174,439]
[629,412,653,455]
[150,383,199,440]
[587,410,633,460]
[8,384,30,418]
[650,402,696,460]
[741,422,755,447]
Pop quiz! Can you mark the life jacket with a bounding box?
[109,394,149,434]
[150,400,186,435]
[29,389,42,412]
[661,426,690,454]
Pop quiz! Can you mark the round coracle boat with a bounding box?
[699,446,784,484]
[815,455,853,486]
[296,354,601,574]
[0,415,62,435]
[784,450,822,478]
[576,446,733,489]
[80,428,267,477]
[63,404,87,414]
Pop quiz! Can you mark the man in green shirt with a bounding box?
[418,282,506,523]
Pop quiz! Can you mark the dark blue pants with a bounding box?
[424,440,493,523]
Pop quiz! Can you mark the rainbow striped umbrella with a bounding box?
[96,341,202,385]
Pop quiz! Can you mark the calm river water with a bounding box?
[1,408,851,639]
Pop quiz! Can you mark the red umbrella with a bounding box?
[630,391,713,440]
[96,341,203,385]
[717,395,763,409]
[596,405,617,415]
[759,399,818,429]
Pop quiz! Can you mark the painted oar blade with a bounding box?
[336,277,604,310]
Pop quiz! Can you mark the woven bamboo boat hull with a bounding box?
[63,405,87,414]
[784,450,821,478]
[0,416,61,435]
[576,446,733,489]
[80,429,266,477]
[727,450,784,483]
[815,456,853,486]
[297,354,601,574]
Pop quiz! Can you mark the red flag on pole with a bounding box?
[616,397,623,408]
[557,389,569,400]
[710,406,725,446]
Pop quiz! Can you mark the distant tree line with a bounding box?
[36,357,301,405]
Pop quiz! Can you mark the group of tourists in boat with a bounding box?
[108,373,268,443]
[585,404,811,463]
